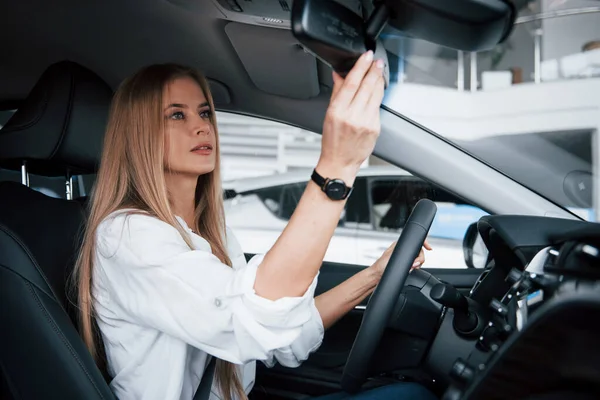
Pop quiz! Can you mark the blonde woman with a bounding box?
[74,51,436,400]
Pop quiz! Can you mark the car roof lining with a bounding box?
[0,0,336,133]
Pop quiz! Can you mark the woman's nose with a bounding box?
[195,126,210,136]
[193,119,211,136]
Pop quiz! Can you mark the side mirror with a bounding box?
[463,222,489,269]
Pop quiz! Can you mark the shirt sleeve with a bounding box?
[267,303,324,368]
[93,212,323,365]
[224,226,325,369]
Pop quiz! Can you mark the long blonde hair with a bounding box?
[73,63,245,400]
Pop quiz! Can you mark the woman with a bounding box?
[74,51,436,400]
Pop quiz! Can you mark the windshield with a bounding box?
[381,1,599,221]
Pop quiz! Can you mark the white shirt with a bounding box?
[93,210,324,400]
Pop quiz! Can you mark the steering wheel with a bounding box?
[341,199,437,393]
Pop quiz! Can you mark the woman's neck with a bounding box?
[165,173,198,229]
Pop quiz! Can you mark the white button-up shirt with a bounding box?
[93,210,324,400]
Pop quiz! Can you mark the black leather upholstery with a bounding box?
[0,60,112,176]
[0,61,115,399]
[0,181,85,323]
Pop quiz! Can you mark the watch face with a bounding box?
[325,179,347,200]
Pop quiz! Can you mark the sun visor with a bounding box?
[225,22,320,99]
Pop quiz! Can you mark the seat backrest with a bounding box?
[0,61,115,399]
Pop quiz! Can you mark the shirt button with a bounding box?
[214,299,222,307]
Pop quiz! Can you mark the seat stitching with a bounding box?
[26,281,108,399]
[0,263,57,303]
[0,223,62,304]
[49,65,75,160]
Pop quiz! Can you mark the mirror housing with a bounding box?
[291,0,515,79]
[291,0,390,86]
[384,0,516,52]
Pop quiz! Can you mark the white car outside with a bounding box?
[224,166,488,269]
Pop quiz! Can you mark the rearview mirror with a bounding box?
[291,0,390,86]
[292,0,515,79]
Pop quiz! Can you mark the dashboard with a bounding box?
[427,215,600,400]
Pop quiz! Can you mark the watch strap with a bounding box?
[311,169,327,188]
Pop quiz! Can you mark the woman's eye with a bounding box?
[200,110,212,119]
[170,111,185,120]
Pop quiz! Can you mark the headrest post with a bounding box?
[65,172,73,200]
[21,161,30,187]
[77,176,87,197]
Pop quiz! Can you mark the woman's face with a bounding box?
[163,76,216,177]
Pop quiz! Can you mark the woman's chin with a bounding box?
[193,165,216,176]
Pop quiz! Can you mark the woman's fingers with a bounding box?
[331,70,344,100]
[319,51,386,176]
[350,59,385,111]
[412,240,433,269]
[412,248,425,269]
[385,240,397,255]
[366,75,385,125]
[329,51,374,109]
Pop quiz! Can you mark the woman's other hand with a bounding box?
[369,240,433,280]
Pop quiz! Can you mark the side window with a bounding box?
[219,111,486,268]
[249,182,308,220]
[253,186,285,216]
[279,183,307,220]
[343,177,370,228]
[371,178,425,231]
[368,176,488,269]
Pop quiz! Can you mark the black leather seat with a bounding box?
[0,61,116,399]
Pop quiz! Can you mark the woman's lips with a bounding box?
[190,145,213,155]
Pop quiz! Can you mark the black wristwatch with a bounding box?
[311,169,353,201]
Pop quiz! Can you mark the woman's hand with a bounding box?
[256,52,386,301]
[316,50,386,184]
[315,239,432,329]
[369,239,433,280]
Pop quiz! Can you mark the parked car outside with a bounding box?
[224,166,489,269]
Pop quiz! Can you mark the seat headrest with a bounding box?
[0,61,112,176]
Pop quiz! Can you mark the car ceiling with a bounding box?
[0,0,354,133]
[0,0,539,133]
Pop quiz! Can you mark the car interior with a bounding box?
[1,1,600,400]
